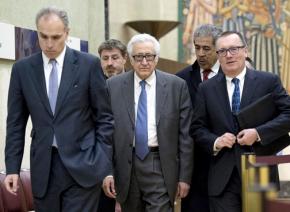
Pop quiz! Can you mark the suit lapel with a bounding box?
[190,62,202,91]
[190,68,202,91]
[122,71,135,127]
[30,53,52,115]
[155,70,167,126]
[214,73,234,125]
[54,48,79,117]
[240,69,257,109]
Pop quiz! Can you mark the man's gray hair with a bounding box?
[127,33,160,57]
[35,6,69,29]
[194,24,222,45]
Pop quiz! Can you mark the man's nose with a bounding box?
[46,39,53,48]
[197,49,206,56]
[140,57,148,65]
[107,57,113,65]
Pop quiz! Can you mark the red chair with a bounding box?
[0,169,34,212]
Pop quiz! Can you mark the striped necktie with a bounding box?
[232,78,240,114]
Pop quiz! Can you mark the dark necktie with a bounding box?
[49,59,59,114]
[49,59,59,146]
[135,80,149,160]
[203,69,211,81]
[232,78,240,114]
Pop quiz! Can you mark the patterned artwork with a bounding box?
[15,27,40,60]
[14,26,89,61]
[179,0,290,91]
[0,23,89,61]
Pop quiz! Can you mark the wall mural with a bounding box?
[179,0,290,91]
[0,22,88,61]
[15,27,40,60]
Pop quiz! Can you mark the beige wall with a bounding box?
[106,0,179,61]
[0,61,11,170]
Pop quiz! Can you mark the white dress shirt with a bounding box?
[213,67,247,153]
[134,71,158,147]
[225,67,246,109]
[42,46,66,95]
[200,61,220,81]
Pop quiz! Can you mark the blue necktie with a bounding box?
[232,78,240,114]
[135,80,149,160]
[49,59,59,114]
[49,59,59,146]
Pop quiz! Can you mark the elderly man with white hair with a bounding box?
[103,33,194,212]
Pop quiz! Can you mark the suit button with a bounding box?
[129,143,133,147]
[128,160,132,164]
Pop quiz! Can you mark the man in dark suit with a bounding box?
[191,31,290,212]
[97,39,127,212]
[176,24,222,212]
[4,6,114,212]
[103,33,194,212]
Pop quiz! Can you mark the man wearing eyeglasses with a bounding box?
[103,33,193,212]
[191,31,290,212]
[176,24,222,212]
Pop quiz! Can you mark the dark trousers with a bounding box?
[181,189,210,212]
[34,148,101,212]
[97,190,115,212]
[121,152,172,212]
[209,167,242,212]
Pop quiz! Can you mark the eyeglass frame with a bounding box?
[216,46,245,57]
[131,54,157,62]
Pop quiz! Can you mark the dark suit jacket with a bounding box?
[176,61,209,187]
[107,70,193,205]
[192,69,290,196]
[176,61,209,211]
[5,47,114,198]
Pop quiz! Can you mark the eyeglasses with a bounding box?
[216,46,245,57]
[132,54,156,62]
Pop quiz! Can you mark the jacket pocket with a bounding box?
[79,130,95,150]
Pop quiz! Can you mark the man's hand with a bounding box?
[176,182,190,198]
[4,174,19,195]
[102,176,116,198]
[216,132,236,150]
[237,128,259,146]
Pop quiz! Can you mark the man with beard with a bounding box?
[98,39,127,79]
[97,38,127,212]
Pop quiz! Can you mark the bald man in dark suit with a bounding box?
[4,7,113,212]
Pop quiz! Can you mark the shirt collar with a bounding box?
[42,45,67,67]
[134,70,156,87]
[211,61,220,74]
[200,60,220,74]
[225,67,247,82]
